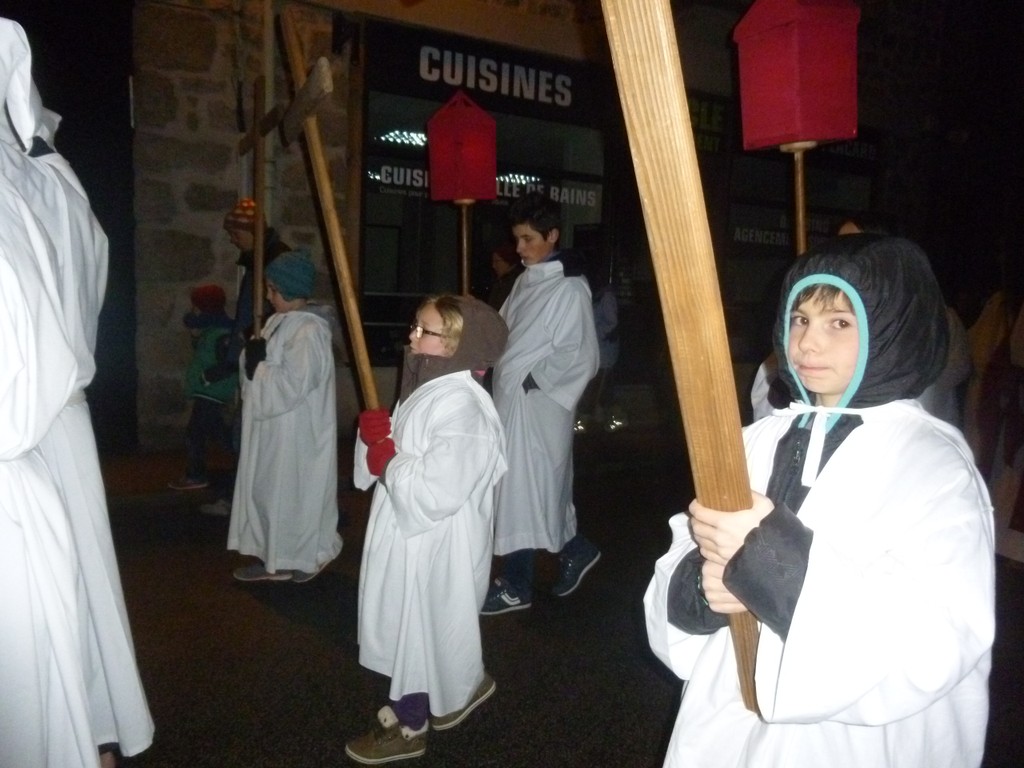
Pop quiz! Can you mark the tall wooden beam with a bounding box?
[601,0,760,712]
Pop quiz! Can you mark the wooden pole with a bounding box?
[600,0,760,712]
[252,76,267,337]
[279,7,379,410]
[781,140,817,256]
[455,199,473,296]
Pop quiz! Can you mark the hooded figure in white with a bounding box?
[0,19,154,761]
[645,235,994,768]
[0,23,96,766]
[354,296,508,719]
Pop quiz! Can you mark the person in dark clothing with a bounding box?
[199,198,291,515]
[168,284,236,491]
[486,241,523,311]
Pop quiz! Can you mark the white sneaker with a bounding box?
[200,498,231,517]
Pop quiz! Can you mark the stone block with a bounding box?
[136,180,177,223]
[135,132,232,175]
[135,4,218,73]
[137,228,214,281]
[133,70,178,129]
[185,184,239,214]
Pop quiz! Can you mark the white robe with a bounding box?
[0,32,154,753]
[353,371,506,715]
[492,259,598,554]
[229,309,342,572]
[645,401,994,768]
[0,167,95,764]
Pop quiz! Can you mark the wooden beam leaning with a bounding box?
[237,58,331,156]
[237,102,284,158]
[280,56,333,147]
[251,77,267,337]
[279,6,380,410]
[600,0,761,712]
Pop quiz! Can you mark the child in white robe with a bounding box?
[646,234,994,768]
[347,295,508,765]
[228,249,342,582]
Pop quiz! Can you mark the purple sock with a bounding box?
[392,692,429,731]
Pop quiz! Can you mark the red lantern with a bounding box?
[733,0,860,151]
[427,90,497,202]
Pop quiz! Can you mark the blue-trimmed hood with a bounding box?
[773,234,949,409]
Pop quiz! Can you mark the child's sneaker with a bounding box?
[200,498,231,517]
[232,564,291,582]
[431,673,496,730]
[480,578,531,615]
[552,539,601,597]
[168,476,209,491]
[346,706,427,764]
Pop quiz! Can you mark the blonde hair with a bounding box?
[420,295,463,355]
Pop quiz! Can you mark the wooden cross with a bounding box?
[236,56,334,336]
[279,6,380,410]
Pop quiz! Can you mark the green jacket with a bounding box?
[186,326,237,403]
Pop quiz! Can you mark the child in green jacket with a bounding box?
[169,284,238,491]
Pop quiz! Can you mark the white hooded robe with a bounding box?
[0,155,94,764]
[0,19,153,755]
[354,371,507,715]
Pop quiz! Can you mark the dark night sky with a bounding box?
[2,1,138,451]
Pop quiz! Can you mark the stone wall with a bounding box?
[133,0,355,449]
[131,0,596,450]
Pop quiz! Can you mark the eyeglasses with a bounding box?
[409,323,446,339]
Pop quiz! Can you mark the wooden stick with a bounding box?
[238,103,284,157]
[455,199,473,296]
[781,141,817,256]
[600,0,760,712]
[252,76,267,337]
[280,7,379,410]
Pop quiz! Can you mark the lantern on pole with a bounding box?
[427,90,497,294]
[733,0,860,254]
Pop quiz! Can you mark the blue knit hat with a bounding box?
[266,248,315,300]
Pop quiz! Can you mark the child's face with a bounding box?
[227,228,254,251]
[512,223,558,266]
[409,303,453,357]
[266,280,304,314]
[788,290,859,407]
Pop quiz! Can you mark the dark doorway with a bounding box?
[3,1,138,453]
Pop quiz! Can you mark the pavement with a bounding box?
[97,425,1024,768]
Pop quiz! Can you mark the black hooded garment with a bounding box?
[773,233,949,410]
[668,234,951,639]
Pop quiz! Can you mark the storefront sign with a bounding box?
[367,157,601,211]
[365,21,606,125]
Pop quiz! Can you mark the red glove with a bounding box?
[358,408,392,446]
[367,438,396,477]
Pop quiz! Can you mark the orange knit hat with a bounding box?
[223,198,257,231]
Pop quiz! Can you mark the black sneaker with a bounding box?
[480,578,531,615]
[552,541,601,597]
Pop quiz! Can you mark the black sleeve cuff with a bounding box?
[723,503,812,640]
[666,548,731,635]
